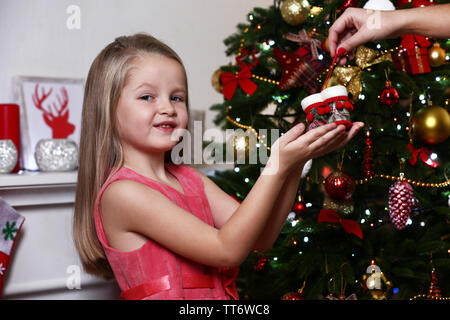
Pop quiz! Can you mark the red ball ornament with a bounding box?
[324,171,355,201]
[293,201,307,215]
[380,85,399,107]
[412,0,434,8]
[281,291,305,300]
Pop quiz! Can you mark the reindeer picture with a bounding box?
[32,84,76,139]
[14,76,84,171]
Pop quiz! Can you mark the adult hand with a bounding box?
[328,8,399,65]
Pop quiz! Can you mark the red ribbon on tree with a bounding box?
[221,66,258,100]
[221,48,259,100]
[401,34,430,51]
[407,143,438,167]
[317,209,363,239]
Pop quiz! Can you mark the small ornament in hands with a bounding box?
[301,46,354,131]
[321,85,354,130]
[301,85,354,131]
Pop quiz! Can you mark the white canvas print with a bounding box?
[14,76,85,171]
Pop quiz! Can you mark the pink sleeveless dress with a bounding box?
[94,162,239,300]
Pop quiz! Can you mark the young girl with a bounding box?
[73,33,363,300]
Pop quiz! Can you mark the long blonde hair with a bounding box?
[74,33,190,279]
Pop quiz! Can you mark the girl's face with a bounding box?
[116,53,189,156]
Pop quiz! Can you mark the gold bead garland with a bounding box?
[225,106,271,151]
[232,71,280,85]
[409,294,450,301]
[306,173,449,188]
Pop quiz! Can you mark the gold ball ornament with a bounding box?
[211,68,223,93]
[428,42,446,67]
[412,105,450,144]
[280,0,310,26]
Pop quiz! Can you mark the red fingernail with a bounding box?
[337,47,347,57]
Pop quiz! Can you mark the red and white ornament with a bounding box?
[388,180,414,230]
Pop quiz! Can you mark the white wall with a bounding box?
[0,0,273,133]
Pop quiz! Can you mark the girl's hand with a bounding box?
[268,121,364,177]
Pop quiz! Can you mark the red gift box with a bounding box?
[400,34,431,75]
[0,104,21,173]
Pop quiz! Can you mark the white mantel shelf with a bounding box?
[0,170,77,188]
[0,170,78,207]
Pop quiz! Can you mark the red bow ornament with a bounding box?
[407,143,438,167]
[220,66,258,100]
[220,48,259,100]
[318,209,363,239]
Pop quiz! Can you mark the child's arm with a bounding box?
[101,122,362,268]
[197,164,304,251]
[252,164,304,250]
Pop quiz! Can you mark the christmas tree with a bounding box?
[206,0,450,300]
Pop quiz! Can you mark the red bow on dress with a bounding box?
[221,66,258,100]
[407,143,438,167]
[318,209,363,239]
[220,266,240,300]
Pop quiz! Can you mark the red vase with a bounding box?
[0,104,21,172]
